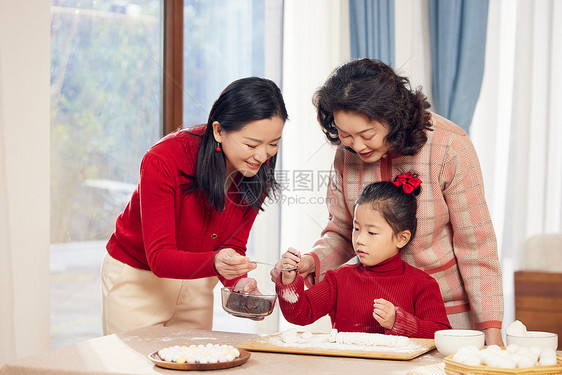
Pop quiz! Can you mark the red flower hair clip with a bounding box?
[392,172,422,194]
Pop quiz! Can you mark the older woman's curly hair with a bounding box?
[312,59,432,156]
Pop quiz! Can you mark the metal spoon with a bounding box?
[250,260,297,272]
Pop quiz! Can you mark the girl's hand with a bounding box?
[214,248,257,280]
[270,248,315,285]
[233,277,259,294]
[372,298,396,329]
[280,250,301,285]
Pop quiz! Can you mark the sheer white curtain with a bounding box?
[394,0,433,106]
[0,58,17,367]
[472,0,562,326]
[0,1,51,365]
[278,0,350,332]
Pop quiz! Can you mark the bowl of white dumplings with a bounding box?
[505,320,558,350]
[506,331,558,351]
[434,329,485,356]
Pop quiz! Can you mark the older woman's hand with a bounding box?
[483,327,504,346]
[298,254,316,287]
[214,248,257,280]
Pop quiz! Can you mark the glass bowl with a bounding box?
[221,287,277,319]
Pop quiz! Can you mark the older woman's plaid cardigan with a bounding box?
[308,113,503,330]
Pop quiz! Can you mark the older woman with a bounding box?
[273,59,503,345]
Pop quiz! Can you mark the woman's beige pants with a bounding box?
[101,253,218,335]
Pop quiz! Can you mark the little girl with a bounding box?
[275,173,451,338]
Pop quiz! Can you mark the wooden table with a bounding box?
[0,327,448,375]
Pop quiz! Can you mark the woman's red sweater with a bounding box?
[107,127,257,286]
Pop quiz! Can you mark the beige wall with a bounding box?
[0,1,51,361]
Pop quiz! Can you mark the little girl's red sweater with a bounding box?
[276,253,451,338]
[106,127,257,286]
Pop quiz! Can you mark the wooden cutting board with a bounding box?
[237,332,436,360]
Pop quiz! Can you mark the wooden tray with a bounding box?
[237,332,435,360]
[148,349,251,371]
[443,354,562,375]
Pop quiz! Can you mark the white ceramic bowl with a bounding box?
[434,329,485,356]
[506,331,558,350]
[221,287,277,319]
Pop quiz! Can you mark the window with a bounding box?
[50,0,163,348]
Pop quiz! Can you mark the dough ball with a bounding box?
[539,354,557,366]
[486,344,502,353]
[394,336,411,347]
[516,354,536,368]
[515,346,530,357]
[175,355,187,364]
[484,354,502,368]
[506,320,528,336]
[458,345,480,356]
[463,354,482,366]
[453,352,468,363]
[281,329,299,344]
[301,331,313,339]
[497,357,517,369]
[329,329,338,343]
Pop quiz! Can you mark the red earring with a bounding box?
[216,143,221,152]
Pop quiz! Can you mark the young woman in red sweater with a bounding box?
[275,174,451,338]
[102,77,287,334]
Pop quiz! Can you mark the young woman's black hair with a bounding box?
[183,77,288,212]
[356,178,421,239]
[313,58,432,156]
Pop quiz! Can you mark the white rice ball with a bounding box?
[529,346,541,358]
[453,352,468,363]
[463,354,482,366]
[506,320,528,336]
[516,354,536,368]
[484,355,502,368]
[458,345,480,356]
[506,344,519,353]
[539,354,557,366]
[497,357,517,369]
[515,346,530,357]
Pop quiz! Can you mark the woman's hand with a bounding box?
[232,278,264,321]
[372,298,396,329]
[280,250,301,285]
[214,248,256,280]
[233,277,259,293]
